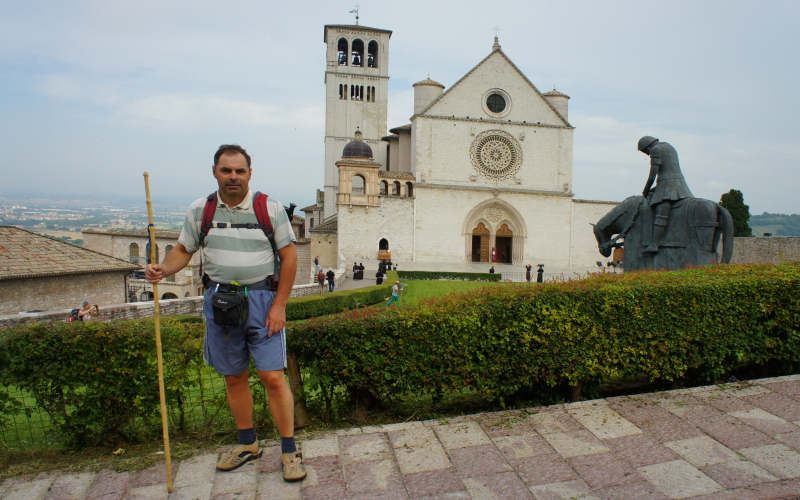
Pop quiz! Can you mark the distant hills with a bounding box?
[750,213,800,237]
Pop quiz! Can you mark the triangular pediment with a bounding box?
[417,49,569,127]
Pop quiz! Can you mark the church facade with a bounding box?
[308,23,616,278]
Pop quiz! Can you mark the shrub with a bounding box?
[397,270,501,281]
[290,263,800,406]
[0,272,397,448]
[0,317,206,447]
[287,271,397,320]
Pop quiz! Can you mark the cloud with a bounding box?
[388,89,414,128]
[37,74,85,100]
[35,73,324,131]
[570,111,799,213]
[119,95,324,130]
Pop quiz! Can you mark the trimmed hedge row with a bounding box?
[290,263,800,405]
[0,317,206,446]
[397,270,500,281]
[0,272,398,447]
[287,271,397,320]
[3,264,798,447]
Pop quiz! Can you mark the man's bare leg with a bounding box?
[225,370,254,430]
[259,370,294,437]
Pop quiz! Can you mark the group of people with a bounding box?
[351,262,365,280]
[314,256,336,292]
[375,260,396,285]
[489,264,544,282]
[525,264,544,283]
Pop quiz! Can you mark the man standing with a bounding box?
[638,136,693,254]
[326,269,335,292]
[145,144,305,481]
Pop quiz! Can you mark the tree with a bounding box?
[720,189,752,236]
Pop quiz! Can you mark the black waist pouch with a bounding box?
[211,290,249,326]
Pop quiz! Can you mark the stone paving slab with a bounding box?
[5,375,800,499]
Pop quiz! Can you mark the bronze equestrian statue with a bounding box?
[594,136,734,271]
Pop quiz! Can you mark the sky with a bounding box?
[1,0,798,214]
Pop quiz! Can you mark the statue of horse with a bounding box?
[594,195,734,271]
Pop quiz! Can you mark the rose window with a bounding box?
[470,130,522,180]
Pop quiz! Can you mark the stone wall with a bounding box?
[294,239,313,285]
[0,280,329,330]
[311,231,338,271]
[338,197,414,270]
[571,199,620,275]
[0,271,130,316]
[730,236,800,264]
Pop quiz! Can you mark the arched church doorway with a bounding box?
[471,223,490,262]
[378,238,390,261]
[161,292,178,300]
[495,224,513,264]
[463,199,527,265]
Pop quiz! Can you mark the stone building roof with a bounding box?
[413,45,571,128]
[412,77,444,88]
[82,228,181,240]
[0,226,138,281]
[342,137,374,159]
[310,216,338,233]
[379,171,416,181]
[543,89,570,98]
[323,25,393,42]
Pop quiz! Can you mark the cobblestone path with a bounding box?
[4,375,800,499]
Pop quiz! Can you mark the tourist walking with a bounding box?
[326,269,335,292]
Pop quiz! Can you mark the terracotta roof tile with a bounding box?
[0,226,138,281]
[82,228,181,239]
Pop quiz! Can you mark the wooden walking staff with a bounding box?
[143,172,173,493]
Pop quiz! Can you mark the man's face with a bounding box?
[213,152,251,202]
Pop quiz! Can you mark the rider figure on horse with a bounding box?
[638,136,693,254]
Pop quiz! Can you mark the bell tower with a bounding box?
[322,24,392,220]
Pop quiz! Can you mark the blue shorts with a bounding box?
[202,288,287,375]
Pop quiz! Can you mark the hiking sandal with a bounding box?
[281,451,307,481]
[216,441,262,471]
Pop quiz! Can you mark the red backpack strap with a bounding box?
[198,192,217,248]
[253,192,279,282]
[252,191,274,234]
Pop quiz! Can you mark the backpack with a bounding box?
[69,308,80,322]
[198,191,288,288]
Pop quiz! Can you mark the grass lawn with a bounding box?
[393,279,499,306]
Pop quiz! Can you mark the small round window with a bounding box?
[486,93,506,113]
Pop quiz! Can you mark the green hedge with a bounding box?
[3,265,799,447]
[397,270,501,281]
[287,271,397,320]
[0,317,206,447]
[0,272,397,447]
[290,263,800,405]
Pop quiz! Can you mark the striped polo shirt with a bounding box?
[178,190,296,285]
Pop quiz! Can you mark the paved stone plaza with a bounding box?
[3,375,800,499]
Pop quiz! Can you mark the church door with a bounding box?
[495,224,513,264]
[471,223,490,262]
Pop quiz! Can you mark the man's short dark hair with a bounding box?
[214,144,252,169]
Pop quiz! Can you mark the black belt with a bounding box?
[204,276,275,291]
